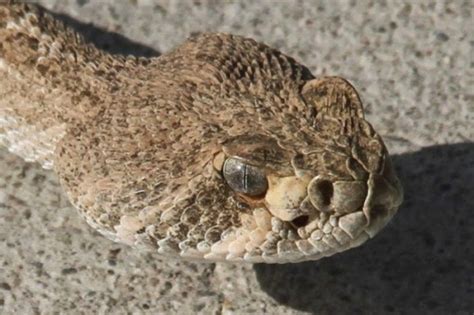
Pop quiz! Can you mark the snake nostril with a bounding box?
[316,180,333,206]
[308,177,335,212]
[291,215,309,228]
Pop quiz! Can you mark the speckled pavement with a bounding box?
[0,1,472,314]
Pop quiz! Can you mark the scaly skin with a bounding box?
[0,4,403,263]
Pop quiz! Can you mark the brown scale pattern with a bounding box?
[0,4,403,263]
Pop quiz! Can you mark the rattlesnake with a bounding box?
[0,4,403,263]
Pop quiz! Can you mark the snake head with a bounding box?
[211,77,403,263]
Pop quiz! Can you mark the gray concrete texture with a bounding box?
[0,0,472,314]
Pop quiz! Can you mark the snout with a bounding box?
[363,158,404,236]
[263,156,403,238]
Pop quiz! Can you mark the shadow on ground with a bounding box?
[255,142,474,314]
[41,6,160,57]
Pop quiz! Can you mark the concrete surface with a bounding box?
[0,1,472,314]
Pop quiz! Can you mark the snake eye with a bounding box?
[223,158,268,196]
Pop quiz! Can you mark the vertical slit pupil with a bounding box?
[243,164,248,191]
[223,158,268,196]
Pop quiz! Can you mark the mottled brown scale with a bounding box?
[0,4,403,263]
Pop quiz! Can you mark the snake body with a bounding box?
[0,4,403,263]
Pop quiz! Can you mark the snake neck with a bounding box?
[0,4,148,168]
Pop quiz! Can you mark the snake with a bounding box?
[0,4,403,263]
